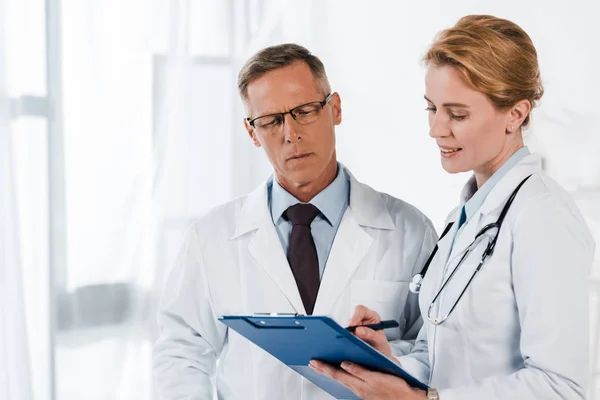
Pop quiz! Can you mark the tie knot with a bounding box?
[284,203,320,226]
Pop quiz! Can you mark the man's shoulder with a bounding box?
[382,191,434,230]
[189,192,254,241]
[356,180,435,233]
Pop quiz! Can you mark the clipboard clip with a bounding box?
[253,312,305,317]
[245,315,306,329]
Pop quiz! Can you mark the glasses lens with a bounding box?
[254,114,284,133]
[292,103,322,125]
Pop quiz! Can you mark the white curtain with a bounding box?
[52,1,257,398]
[0,113,33,400]
[0,3,34,398]
[3,1,599,399]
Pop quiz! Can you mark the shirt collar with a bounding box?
[462,146,531,221]
[269,164,350,226]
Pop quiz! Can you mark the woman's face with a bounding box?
[425,64,523,185]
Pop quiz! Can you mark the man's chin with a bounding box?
[279,167,322,186]
[287,172,318,187]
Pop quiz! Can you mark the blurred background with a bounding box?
[1,0,599,399]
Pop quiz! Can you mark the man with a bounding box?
[153,43,437,400]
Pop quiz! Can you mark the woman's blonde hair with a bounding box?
[424,15,544,126]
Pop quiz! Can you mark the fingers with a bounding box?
[348,305,382,327]
[348,305,367,326]
[309,360,365,388]
[354,327,393,357]
[340,361,375,381]
[311,360,413,399]
[310,360,371,399]
[340,363,413,397]
[355,327,385,344]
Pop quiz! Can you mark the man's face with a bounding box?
[243,61,342,190]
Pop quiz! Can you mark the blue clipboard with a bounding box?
[219,315,428,399]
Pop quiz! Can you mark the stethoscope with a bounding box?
[409,174,532,326]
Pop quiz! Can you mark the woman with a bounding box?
[310,15,595,400]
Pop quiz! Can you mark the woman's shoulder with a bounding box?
[518,171,582,214]
[511,171,594,244]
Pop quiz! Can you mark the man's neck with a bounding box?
[277,160,338,203]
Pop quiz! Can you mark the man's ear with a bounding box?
[329,92,342,125]
[244,119,261,147]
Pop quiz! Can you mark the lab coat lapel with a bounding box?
[444,154,543,275]
[231,179,306,314]
[312,209,372,315]
[312,173,394,316]
[435,207,461,274]
[445,175,479,266]
[479,154,542,216]
[445,212,484,269]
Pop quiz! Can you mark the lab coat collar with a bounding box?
[478,153,542,215]
[443,154,542,227]
[230,180,270,240]
[229,165,395,315]
[231,165,395,239]
[345,168,396,230]
[445,154,542,266]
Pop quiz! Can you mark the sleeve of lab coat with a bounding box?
[438,194,595,400]
[391,223,438,357]
[396,323,431,384]
[152,223,227,400]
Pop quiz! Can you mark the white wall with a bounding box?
[312,0,599,229]
[237,0,600,230]
[237,1,600,395]
[238,0,600,277]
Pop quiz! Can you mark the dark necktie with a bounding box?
[284,203,321,315]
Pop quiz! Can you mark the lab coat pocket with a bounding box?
[350,279,409,340]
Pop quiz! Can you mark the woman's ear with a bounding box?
[507,99,532,133]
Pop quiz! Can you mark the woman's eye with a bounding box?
[450,114,467,121]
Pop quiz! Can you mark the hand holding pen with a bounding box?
[346,305,394,358]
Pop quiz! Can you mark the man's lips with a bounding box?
[287,153,312,161]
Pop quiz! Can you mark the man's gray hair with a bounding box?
[237,43,331,102]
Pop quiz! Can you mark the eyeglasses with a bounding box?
[246,93,333,135]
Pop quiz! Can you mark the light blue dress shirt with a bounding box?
[453,146,531,249]
[268,164,350,280]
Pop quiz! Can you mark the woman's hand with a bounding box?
[309,360,426,400]
[348,305,393,358]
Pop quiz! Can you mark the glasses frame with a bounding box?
[246,93,333,129]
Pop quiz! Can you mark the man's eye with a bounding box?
[257,115,283,127]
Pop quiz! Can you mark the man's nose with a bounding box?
[283,113,302,143]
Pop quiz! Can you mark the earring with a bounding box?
[510,125,514,131]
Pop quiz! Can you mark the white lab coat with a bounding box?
[153,169,438,400]
[399,154,596,400]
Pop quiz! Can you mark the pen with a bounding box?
[345,319,399,332]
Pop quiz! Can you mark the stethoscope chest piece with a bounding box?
[409,274,423,294]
